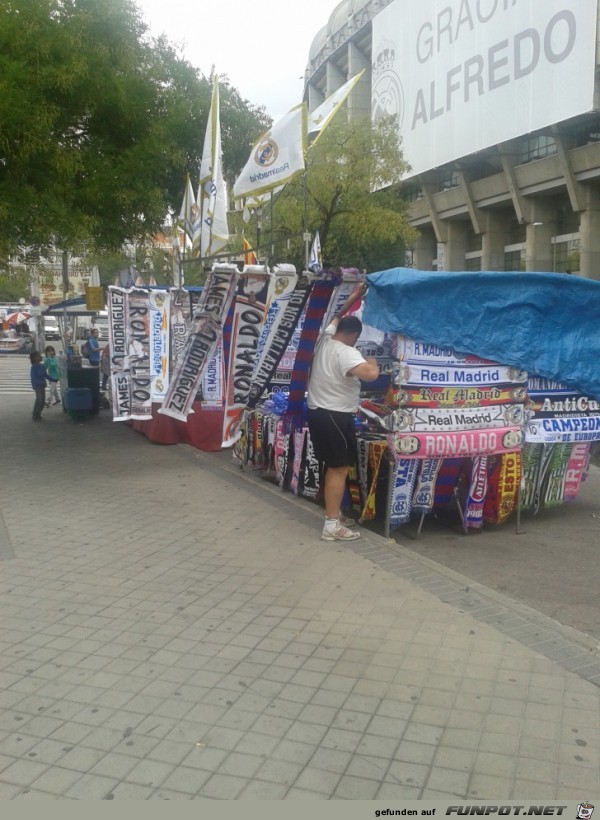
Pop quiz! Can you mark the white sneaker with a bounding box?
[321,524,361,542]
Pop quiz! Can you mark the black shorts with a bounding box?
[307,408,357,469]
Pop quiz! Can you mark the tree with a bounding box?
[0,0,270,262]
[264,115,417,271]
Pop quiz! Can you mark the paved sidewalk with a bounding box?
[0,395,599,800]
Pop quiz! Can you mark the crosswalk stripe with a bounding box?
[0,355,31,395]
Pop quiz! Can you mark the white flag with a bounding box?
[178,174,197,241]
[198,78,229,258]
[307,70,365,146]
[233,103,307,200]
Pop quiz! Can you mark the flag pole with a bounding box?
[303,170,310,272]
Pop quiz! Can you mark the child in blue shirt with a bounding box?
[30,351,47,421]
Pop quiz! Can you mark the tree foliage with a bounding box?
[261,115,416,272]
[0,0,270,258]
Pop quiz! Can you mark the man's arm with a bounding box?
[329,282,367,329]
[348,356,379,382]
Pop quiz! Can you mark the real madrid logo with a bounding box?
[255,137,279,167]
[372,38,404,128]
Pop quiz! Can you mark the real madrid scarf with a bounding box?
[388,458,419,530]
[464,455,489,529]
[412,458,443,514]
[398,385,528,408]
[287,278,337,417]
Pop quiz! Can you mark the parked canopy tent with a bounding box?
[363,268,600,401]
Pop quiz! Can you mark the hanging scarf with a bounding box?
[542,443,572,507]
[394,403,525,432]
[484,452,521,524]
[346,465,362,514]
[286,278,337,416]
[397,336,496,367]
[360,441,388,521]
[464,455,489,529]
[433,458,468,508]
[290,428,307,495]
[520,443,543,510]
[387,426,523,460]
[388,458,420,530]
[412,458,443,514]
[400,362,527,388]
[533,443,556,514]
[356,437,370,508]
[399,385,527,408]
[302,432,320,499]
[246,282,312,409]
[563,443,591,500]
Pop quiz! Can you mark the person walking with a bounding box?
[44,345,61,406]
[30,351,47,421]
[100,343,110,391]
[307,283,379,542]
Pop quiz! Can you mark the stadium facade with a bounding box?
[304,0,600,278]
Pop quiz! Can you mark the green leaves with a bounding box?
[0,0,270,258]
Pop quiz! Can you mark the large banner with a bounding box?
[159,267,238,421]
[372,0,598,179]
[107,287,153,422]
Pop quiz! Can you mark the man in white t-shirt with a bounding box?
[307,284,379,541]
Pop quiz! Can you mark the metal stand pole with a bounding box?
[516,476,523,534]
[384,454,394,540]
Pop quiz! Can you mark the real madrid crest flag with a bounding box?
[233,103,307,200]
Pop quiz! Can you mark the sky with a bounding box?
[135,0,343,120]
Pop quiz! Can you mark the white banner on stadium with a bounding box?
[372,0,598,178]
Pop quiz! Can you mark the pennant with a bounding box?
[233,103,307,200]
[178,174,197,241]
[198,78,229,258]
[307,70,365,146]
[243,237,258,266]
[308,230,322,273]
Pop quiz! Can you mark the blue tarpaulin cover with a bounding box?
[363,268,600,400]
